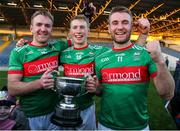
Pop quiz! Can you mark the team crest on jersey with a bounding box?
[133,51,141,61]
[50,45,56,51]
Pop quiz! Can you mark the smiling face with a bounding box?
[69,19,89,48]
[108,12,133,46]
[0,105,10,120]
[30,15,53,46]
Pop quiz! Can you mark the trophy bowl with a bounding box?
[51,77,86,127]
[55,77,85,96]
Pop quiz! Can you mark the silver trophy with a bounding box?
[51,76,86,127]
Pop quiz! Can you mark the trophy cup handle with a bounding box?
[78,75,91,96]
[51,70,60,92]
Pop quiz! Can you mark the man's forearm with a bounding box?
[154,61,175,100]
[8,79,42,96]
[136,34,148,46]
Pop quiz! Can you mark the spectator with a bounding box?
[165,56,169,67]
[82,0,96,23]
[170,60,180,129]
[0,87,29,130]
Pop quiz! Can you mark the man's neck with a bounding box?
[74,43,88,49]
[113,41,131,49]
[31,40,48,47]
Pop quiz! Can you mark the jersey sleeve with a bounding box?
[8,48,23,74]
[146,52,157,78]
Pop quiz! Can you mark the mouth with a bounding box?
[74,34,84,41]
[75,34,83,38]
[115,31,126,35]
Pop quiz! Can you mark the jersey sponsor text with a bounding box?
[101,66,150,84]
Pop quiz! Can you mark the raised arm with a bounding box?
[134,18,150,46]
[146,41,175,100]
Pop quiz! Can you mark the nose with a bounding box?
[117,23,123,29]
[40,25,47,32]
[76,27,81,32]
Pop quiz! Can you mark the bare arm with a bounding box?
[146,41,175,100]
[8,69,54,96]
[134,18,150,46]
[8,74,42,96]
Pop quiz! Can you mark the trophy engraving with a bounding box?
[51,76,86,127]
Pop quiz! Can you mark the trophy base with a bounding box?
[51,114,82,127]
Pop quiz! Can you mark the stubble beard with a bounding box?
[112,33,131,45]
[35,35,50,45]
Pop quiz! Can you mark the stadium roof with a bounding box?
[0,0,179,38]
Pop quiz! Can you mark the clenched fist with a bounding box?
[146,40,165,64]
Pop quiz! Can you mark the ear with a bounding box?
[30,25,33,33]
[69,29,73,36]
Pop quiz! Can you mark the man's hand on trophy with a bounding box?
[16,38,29,47]
[40,69,55,89]
[85,75,102,95]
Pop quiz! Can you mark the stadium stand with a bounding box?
[0,40,4,45]
[162,47,180,58]
[0,41,16,67]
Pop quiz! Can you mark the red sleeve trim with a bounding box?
[150,72,157,78]
[8,70,23,74]
[67,39,72,47]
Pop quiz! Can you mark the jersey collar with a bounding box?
[74,44,88,50]
[112,42,134,52]
[29,42,48,48]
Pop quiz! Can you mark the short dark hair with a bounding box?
[108,6,133,22]
[31,10,54,25]
[70,14,90,28]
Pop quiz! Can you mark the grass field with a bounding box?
[0,71,177,129]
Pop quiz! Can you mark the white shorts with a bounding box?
[28,112,60,130]
[98,123,149,131]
